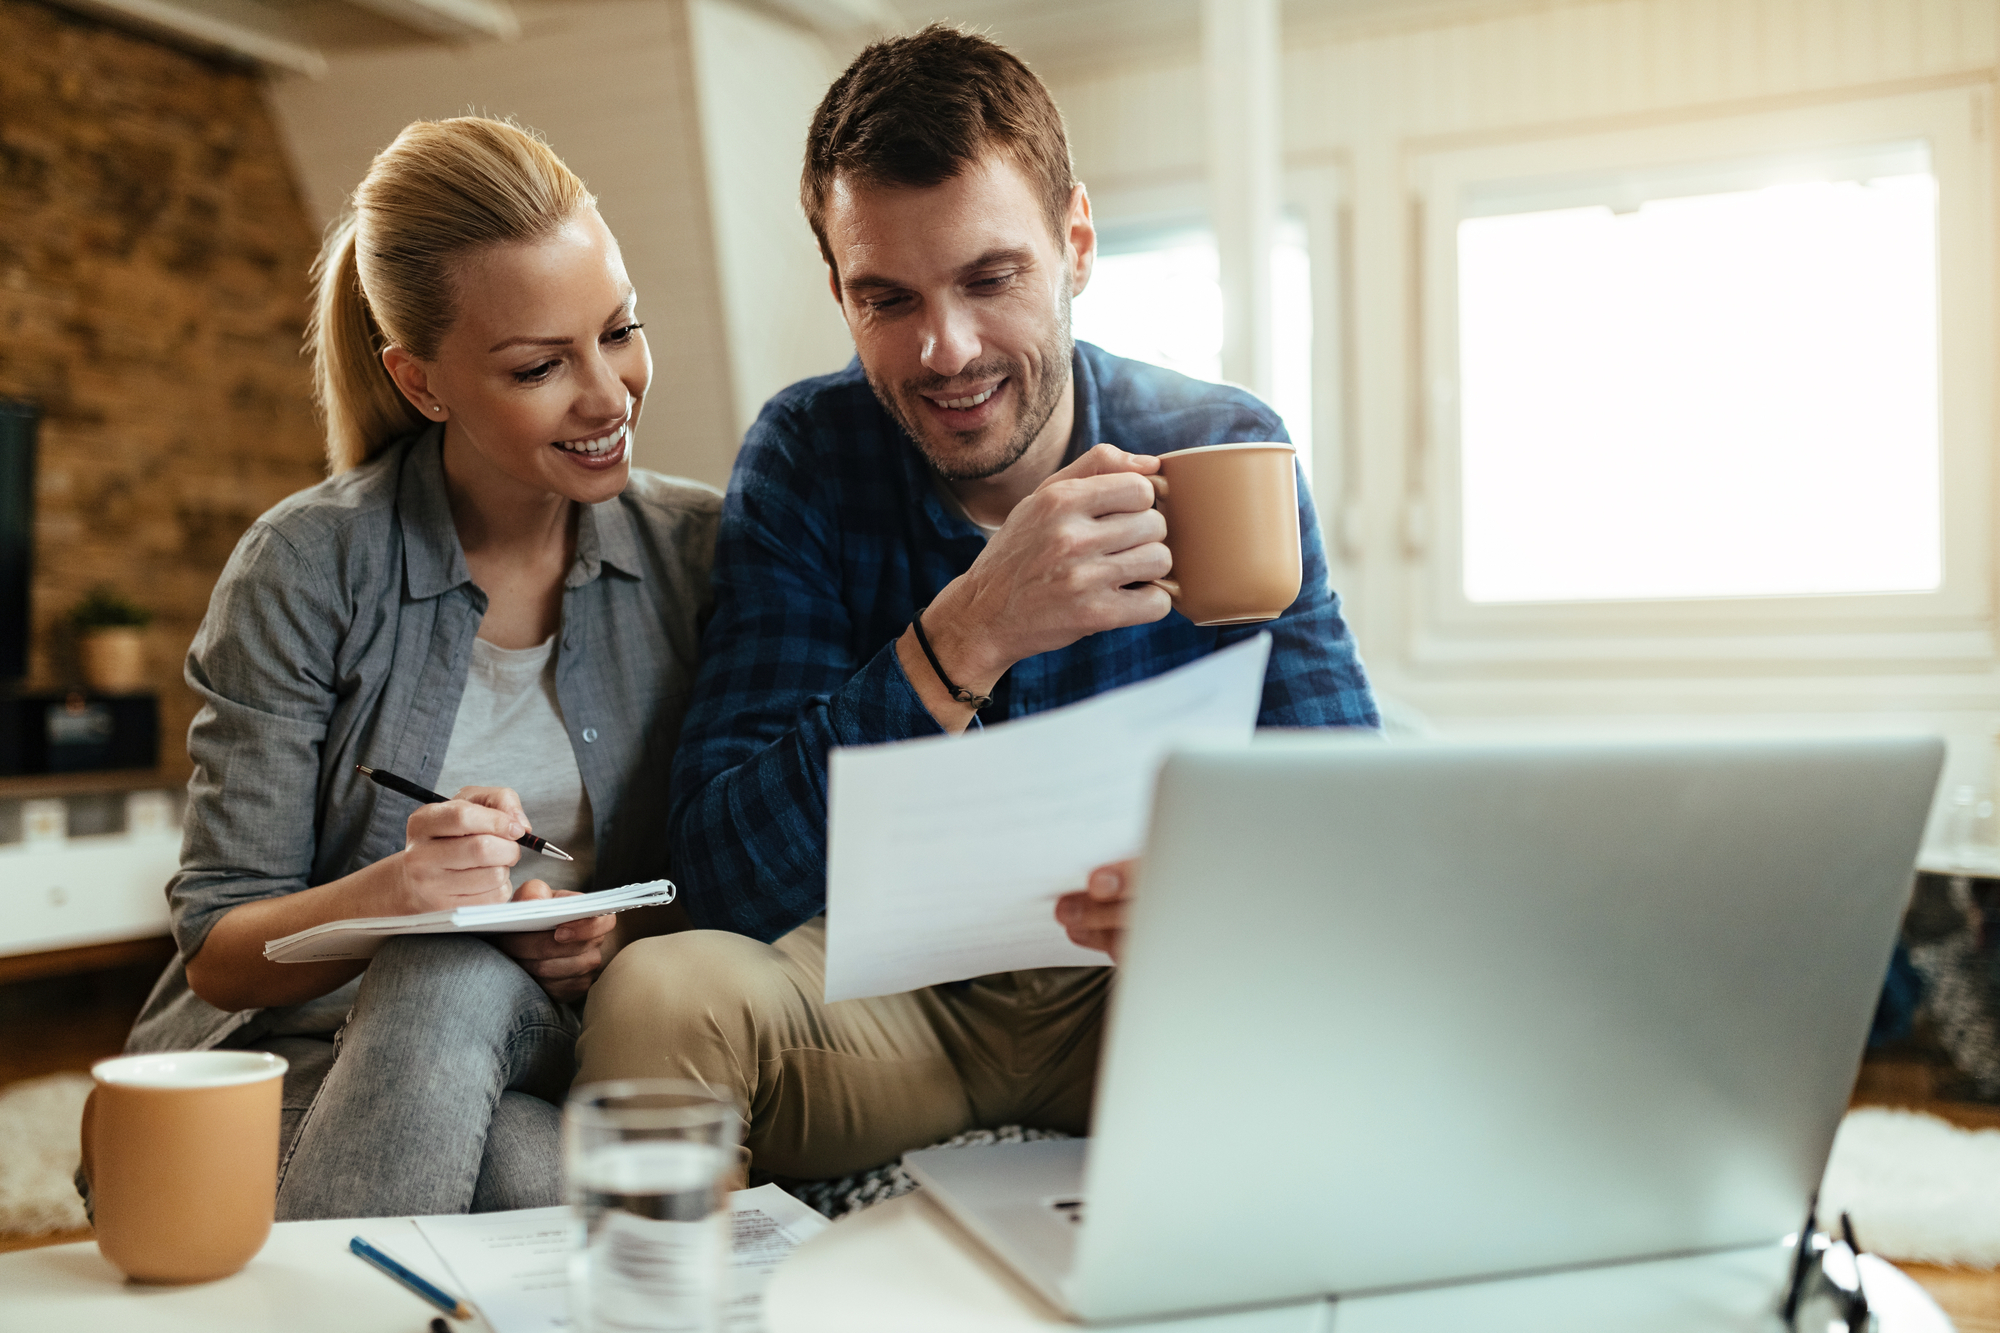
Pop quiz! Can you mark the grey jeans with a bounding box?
[254,933,581,1220]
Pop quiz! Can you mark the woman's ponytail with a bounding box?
[308,216,426,474]
[305,118,593,474]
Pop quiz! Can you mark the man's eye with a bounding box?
[971,273,1015,291]
[514,361,559,383]
[867,295,911,313]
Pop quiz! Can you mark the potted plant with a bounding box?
[70,585,152,695]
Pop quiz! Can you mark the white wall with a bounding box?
[688,0,854,437]
[1046,0,2000,814]
[261,0,742,488]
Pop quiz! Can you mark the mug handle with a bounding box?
[79,1085,97,1194]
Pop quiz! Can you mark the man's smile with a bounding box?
[919,378,1009,430]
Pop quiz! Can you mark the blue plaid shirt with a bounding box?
[668,342,1378,940]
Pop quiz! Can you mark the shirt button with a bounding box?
[582,727,599,743]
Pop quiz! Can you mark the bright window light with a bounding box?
[1074,224,1312,477]
[1457,165,1940,604]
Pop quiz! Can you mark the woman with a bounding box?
[121,117,718,1219]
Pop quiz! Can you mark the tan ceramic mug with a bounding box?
[81,1050,287,1283]
[1150,442,1302,626]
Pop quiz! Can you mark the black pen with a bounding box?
[356,764,575,863]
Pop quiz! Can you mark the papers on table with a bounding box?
[358,1185,828,1333]
[416,1209,571,1332]
[824,634,1271,1002]
[722,1185,833,1332]
[263,880,676,963]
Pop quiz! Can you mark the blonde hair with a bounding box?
[306,117,595,473]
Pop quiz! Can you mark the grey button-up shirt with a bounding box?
[128,428,720,1054]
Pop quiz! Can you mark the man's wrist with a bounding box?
[917,583,1009,690]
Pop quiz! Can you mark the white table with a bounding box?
[0,1219,473,1332]
[765,1191,1958,1333]
[0,1197,1958,1332]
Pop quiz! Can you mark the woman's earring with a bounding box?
[430,405,444,415]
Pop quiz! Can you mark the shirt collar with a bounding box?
[398,426,472,602]
[398,425,646,599]
[1062,342,1102,468]
[572,493,646,588]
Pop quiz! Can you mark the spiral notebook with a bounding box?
[262,879,676,963]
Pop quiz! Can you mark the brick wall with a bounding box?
[0,0,326,780]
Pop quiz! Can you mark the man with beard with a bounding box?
[575,24,1377,1181]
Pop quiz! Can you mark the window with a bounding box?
[1073,220,1313,476]
[1408,87,1991,676]
[1456,144,1940,605]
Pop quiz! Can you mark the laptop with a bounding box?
[905,735,1943,1326]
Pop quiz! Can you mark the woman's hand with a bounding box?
[397,786,531,914]
[1055,858,1136,964]
[493,879,617,1002]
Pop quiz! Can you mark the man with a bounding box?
[575,24,1376,1180]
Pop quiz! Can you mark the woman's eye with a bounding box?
[513,360,559,384]
[604,322,646,344]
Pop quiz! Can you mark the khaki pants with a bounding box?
[575,918,1111,1180]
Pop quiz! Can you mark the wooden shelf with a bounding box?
[0,769,179,800]
[0,934,173,985]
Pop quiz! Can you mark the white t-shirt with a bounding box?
[431,636,597,896]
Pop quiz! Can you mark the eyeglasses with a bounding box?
[1781,1200,1872,1332]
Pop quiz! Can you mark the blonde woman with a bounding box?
[119,118,718,1218]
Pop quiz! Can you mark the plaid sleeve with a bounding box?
[667,407,942,941]
[1218,460,1379,730]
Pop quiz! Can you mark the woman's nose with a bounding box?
[574,349,630,421]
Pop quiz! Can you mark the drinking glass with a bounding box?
[565,1079,744,1333]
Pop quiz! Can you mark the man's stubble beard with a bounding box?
[867,277,1075,484]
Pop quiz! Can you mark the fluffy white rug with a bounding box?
[0,1073,91,1235]
[1820,1106,2000,1268]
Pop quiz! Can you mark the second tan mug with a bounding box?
[1150,442,1302,626]
[81,1049,287,1284]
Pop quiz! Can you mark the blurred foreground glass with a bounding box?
[565,1079,744,1333]
[1457,163,1940,604]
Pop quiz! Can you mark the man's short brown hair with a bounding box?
[801,24,1075,275]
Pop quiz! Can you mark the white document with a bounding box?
[384,1184,831,1333]
[413,1208,573,1332]
[263,880,676,963]
[824,634,1271,1002]
[722,1184,832,1332]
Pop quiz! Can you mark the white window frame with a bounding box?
[1082,165,1349,552]
[1408,86,1992,676]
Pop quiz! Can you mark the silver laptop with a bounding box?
[906,735,1942,1326]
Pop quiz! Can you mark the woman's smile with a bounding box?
[552,417,631,469]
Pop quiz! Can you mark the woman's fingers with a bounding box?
[553,911,616,945]
[409,798,525,842]
[522,947,603,981]
[501,921,611,961]
[454,786,531,831]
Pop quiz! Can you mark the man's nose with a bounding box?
[919,298,980,379]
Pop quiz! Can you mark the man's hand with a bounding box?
[492,879,617,1003]
[395,786,532,914]
[1056,857,1136,965]
[913,445,1171,702]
